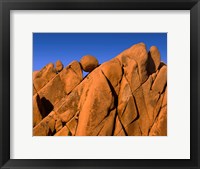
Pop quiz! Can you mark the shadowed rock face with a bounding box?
[33,43,167,136]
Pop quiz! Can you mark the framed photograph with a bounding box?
[0,0,200,168]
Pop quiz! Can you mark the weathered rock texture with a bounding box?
[33,43,167,136]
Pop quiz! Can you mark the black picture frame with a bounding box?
[0,0,200,169]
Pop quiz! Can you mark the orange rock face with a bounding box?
[33,43,167,136]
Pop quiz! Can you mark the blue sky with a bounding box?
[33,33,167,73]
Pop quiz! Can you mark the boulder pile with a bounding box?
[33,43,167,136]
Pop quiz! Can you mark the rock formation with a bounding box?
[55,60,63,72]
[33,43,167,136]
[80,55,99,72]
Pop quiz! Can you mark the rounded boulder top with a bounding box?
[80,55,99,72]
[55,60,63,72]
